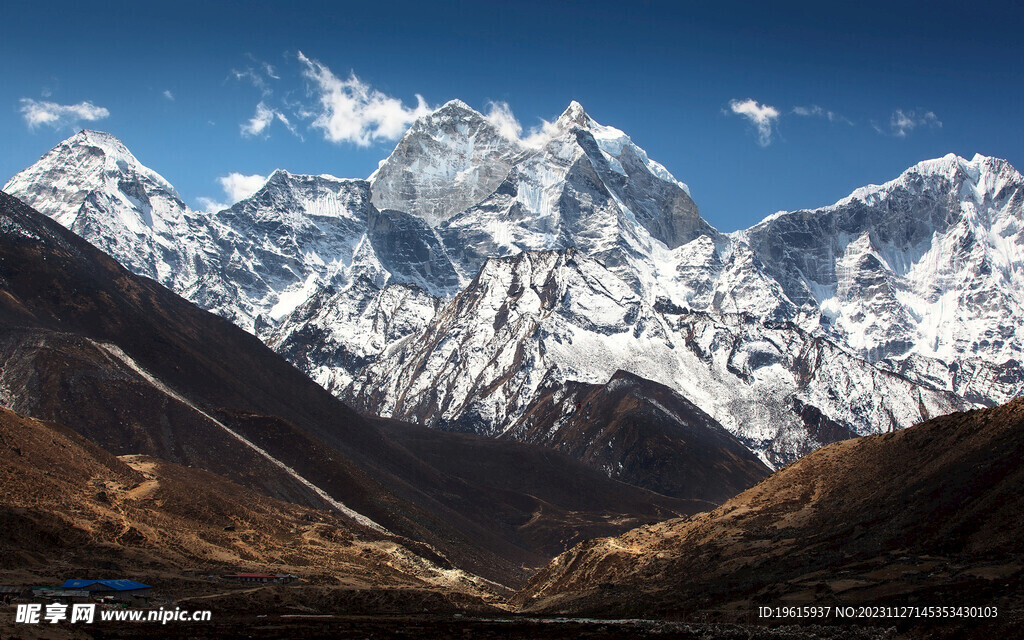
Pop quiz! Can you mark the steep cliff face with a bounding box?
[268,278,441,395]
[434,101,711,285]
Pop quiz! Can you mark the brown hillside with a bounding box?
[517,398,1024,635]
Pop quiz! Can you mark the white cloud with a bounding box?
[197,172,268,212]
[792,104,852,125]
[728,98,780,147]
[522,120,562,148]
[889,109,942,138]
[231,71,270,97]
[297,51,432,146]
[218,172,267,203]
[274,110,301,139]
[163,90,174,101]
[483,101,560,148]
[19,98,110,130]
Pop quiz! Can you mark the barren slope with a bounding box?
[518,398,1024,635]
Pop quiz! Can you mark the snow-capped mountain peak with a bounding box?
[835,153,1022,211]
[369,99,528,227]
[554,100,591,129]
[7,118,1023,470]
[4,130,182,228]
[3,130,203,286]
[740,153,1024,405]
[433,98,476,116]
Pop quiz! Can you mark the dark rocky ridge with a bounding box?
[504,369,771,502]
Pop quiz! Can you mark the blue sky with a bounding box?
[2,0,1022,231]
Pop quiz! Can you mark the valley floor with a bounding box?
[0,609,908,640]
[2,577,1020,640]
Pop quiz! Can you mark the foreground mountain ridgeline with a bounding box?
[0,191,725,589]
[8,102,1020,468]
[516,398,1024,635]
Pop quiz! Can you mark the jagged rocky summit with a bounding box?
[5,101,1022,466]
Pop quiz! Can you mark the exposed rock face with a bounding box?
[202,170,379,329]
[346,248,968,465]
[268,278,441,395]
[435,102,711,283]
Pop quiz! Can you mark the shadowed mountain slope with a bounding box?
[0,404,497,608]
[0,190,696,587]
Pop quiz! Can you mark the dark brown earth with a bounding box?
[0,404,504,640]
[0,406,502,593]
[514,398,1024,637]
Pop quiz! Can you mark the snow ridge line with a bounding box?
[93,341,389,533]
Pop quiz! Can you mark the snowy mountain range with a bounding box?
[5,100,1022,466]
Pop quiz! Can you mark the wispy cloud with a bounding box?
[297,51,431,146]
[728,98,780,146]
[791,104,852,125]
[888,109,942,137]
[484,101,523,141]
[162,89,174,101]
[241,102,276,137]
[230,54,283,95]
[274,110,300,138]
[19,98,110,130]
[240,102,299,139]
[231,70,273,97]
[196,197,229,213]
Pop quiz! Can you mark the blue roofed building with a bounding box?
[60,580,152,600]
